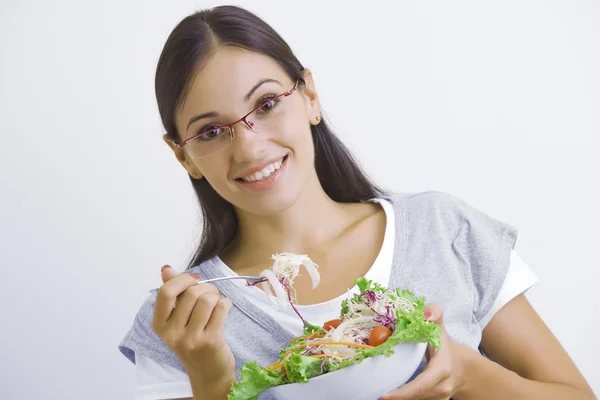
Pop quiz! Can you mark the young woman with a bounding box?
[119,5,594,400]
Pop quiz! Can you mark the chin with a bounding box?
[236,187,304,217]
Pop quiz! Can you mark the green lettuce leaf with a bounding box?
[228,277,441,399]
[285,353,324,383]
[355,277,386,294]
[227,362,283,400]
[340,298,350,316]
[395,288,426,310]
[303,321,322,335]
[359,310,441,359]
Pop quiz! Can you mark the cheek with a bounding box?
[200,171,237,204]
[277,116,314,155]
[293,127,316,164]
[280,127,315,176]
[196,159,230,188]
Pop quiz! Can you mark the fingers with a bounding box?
[423,302,444,326]
[161,265,179,283]
[383,345,451,399]
[181,291,220,335]
[384,303,452,399]
[427,326,452,361]
[383,368,442,399]
[169,283,220,328]
[203,297,233,337]
[424,302,445,360]
[152,273,200,331]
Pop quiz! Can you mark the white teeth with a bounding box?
[241,158,284,182]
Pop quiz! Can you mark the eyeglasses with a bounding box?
[175,80,299,159]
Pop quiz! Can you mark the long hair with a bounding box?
[155,6,385,268]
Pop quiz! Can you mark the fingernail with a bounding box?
[189,273,200,280]
[380,396,391,400]
[161,265,170,272]
[424,310,432,319]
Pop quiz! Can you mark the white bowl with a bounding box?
[266,342,427,400]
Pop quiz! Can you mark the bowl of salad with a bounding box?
[227,254,441,400]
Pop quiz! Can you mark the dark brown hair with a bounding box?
[155,5,385,268]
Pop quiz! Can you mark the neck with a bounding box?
[232,173,355,258]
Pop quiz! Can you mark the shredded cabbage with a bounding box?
[228,254,441,400]
[257,253,320,309]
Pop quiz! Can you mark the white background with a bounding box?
[1,0,598,398]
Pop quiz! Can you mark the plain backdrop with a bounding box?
[1,0,599,398]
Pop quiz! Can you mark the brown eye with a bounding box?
[256,97,281,115]
[260,99,276,112]
[196,127,225,142]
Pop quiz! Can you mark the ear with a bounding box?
[162,134,204,180]
[301,69,321,125]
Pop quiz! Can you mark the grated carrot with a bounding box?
[302,340,373,349]
[297,330,325,340]
[267,361,286,371]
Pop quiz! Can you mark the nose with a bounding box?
[230,123,267,163]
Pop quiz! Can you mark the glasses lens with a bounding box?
[186,127,232,159]
[247,95,288,132]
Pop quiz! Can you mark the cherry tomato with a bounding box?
[322,319,343,331]
[369,326,392,346]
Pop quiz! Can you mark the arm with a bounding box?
[187,371,235,400]
[152,266,236,400]
[457,294,595,399]
[384,296,595,399]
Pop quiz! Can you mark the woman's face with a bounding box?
[170,47,321,216]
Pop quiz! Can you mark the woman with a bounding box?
[119,5,594,400]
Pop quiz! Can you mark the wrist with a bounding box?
[190,382,231,400]
[188,371,235,400]
[453,344,482,399]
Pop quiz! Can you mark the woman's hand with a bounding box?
[152,265,236,397]
[382,303,468,400]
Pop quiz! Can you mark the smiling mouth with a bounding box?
[235,155,288,183]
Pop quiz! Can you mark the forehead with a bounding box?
[177,47,289,123]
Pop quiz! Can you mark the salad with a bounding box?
[227,253,441,400]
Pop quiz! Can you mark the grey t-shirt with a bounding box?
[119,191,517,398]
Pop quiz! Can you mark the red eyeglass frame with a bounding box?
[175,80,299,149]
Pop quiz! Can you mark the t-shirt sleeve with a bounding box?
[478,249,538,329]
[423,191,520,324]
[118,293,187,374]
[134,354,193,400]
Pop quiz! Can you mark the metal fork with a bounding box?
[148,275,267,293]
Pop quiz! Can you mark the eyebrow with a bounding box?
[186,111,218,130]
[244,78,281,102]
[186,78,282,130]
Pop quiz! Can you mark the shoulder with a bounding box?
[385,190,478,216]
[385,190,518,305]
[384,190,517,245]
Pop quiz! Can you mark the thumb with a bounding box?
[423,302,444,327]
[161,265,179,283]
[423,302,445,359]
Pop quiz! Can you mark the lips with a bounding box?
[240,158,284,182]
[235,156,287,182]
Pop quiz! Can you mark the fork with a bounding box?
[148,275,267,293]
